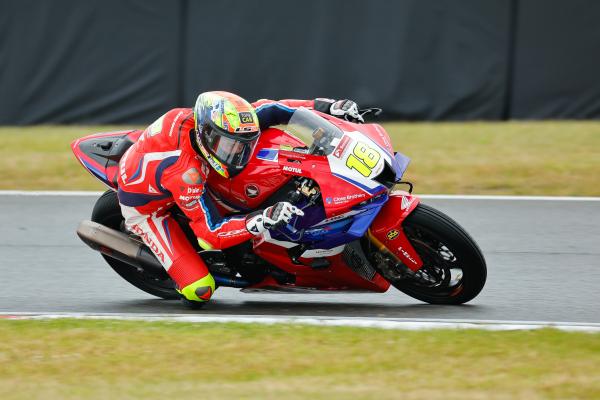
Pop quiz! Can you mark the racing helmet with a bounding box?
[193,91,260,178]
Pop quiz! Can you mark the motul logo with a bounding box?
[282,165,302,174]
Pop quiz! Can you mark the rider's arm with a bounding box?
[160,155,303,250]
[252,98,340,130]
[160,157,254,250]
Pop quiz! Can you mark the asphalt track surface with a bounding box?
[1,193,599,324]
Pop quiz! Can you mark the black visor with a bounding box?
[201,123,259,172]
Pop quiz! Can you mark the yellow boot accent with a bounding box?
[198,238,213,250]
[177,274,216,302]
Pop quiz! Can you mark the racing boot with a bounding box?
[177,273,216,309]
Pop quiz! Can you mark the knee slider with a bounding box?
[178,273,216,302]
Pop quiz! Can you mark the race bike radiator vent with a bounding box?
[342,241,376,281]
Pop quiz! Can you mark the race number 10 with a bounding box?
[346,142,381,177]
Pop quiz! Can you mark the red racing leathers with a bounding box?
[117,99,324,301]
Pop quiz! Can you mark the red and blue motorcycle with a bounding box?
[72,107,486,305]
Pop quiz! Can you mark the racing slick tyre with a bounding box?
[377,203,487,305]
[91,190,180,300]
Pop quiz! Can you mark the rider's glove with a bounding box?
[330,99,364,123]
[245,202,305,235]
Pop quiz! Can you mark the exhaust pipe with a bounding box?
[76,220,252,288]
[76,220,166,276]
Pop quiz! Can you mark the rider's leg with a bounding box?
[120,205,215,304]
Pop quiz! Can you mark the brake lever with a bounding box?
[358,107,383,121]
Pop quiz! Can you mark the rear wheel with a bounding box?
[91,190,179,300]
[371,203,486,305]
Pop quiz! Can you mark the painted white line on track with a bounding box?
[0,190,599,201]
[2,312,600,333]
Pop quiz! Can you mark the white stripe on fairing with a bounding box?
[1,191,599,201]
[1,313,600,333]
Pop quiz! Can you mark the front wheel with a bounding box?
[372,203,487,305]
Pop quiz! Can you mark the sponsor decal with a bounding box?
[182,168,202,184]
[401,196,414,211]
[131,224,165,262]
[330,193,366,205]
[282,165,302,174]
[300,245,345,257]
[321,214,344,223]
[256,148,278,162]
[312,210,360,226]
[187,186,201,194]
[282,152,306,160]
[168,110,185,137]
[200,161,210,177]
[387,229,399,240]
[183,200,199,209]
[245,184,260,198]
[333,135,351,159]
[234,126,257,133]
[217,229,248,238]
[119,147,131,182]
[374,124,392,151]
[238,112,254,124]
[147,115,165,137]
[397,245,418,265]
[325,197,333,204]
[178,194,201,202]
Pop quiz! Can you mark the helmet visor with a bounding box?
[204,126,258,169]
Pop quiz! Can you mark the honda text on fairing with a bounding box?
[72,107,486,305]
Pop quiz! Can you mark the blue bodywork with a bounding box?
[269,150,410,253]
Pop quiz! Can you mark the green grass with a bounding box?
[1,319,599,399]
[0,121,599,195]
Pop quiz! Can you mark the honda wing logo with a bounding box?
[401,196,414,211]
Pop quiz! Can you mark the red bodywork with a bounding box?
[71,129,143,189]
[369,192,424,272]
[72,117,424,294]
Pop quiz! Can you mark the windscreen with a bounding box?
[284,108,343,156]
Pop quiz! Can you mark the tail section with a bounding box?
[71,130,142,189]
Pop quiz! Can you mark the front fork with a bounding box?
[367,191,424,272]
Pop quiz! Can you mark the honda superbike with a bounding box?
[72,107,486,304]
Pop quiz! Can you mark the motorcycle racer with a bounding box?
[117,91,363,307]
